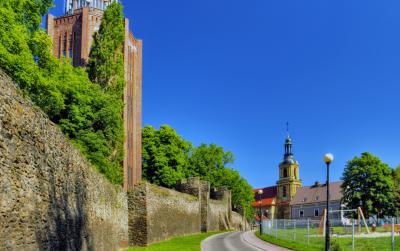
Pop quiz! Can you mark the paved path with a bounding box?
[201,231,291,251]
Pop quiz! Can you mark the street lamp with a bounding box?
[258,189,263,235]
[324,153,334,251]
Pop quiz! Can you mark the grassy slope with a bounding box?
[256,232,400,251]
[124,231,223,251]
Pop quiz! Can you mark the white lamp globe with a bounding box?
[258,189,263,195]
[324,153,334,164]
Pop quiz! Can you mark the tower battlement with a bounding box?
[64,0,120,14]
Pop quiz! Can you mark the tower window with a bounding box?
[314,209,319,217]
[282,186,287,197]
[283,168,288,178]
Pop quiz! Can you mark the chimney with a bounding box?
[314,181,320,187]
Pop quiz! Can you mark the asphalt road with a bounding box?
[201,231,263,251]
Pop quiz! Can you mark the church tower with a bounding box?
[276,131,302,219]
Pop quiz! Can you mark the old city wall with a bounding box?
[0,71,128,250]
[128,183,201,246]
[0,70,249,249]
[128,178,250,246]
[207,188,231,231]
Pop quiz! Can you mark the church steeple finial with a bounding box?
[284,122,293,159]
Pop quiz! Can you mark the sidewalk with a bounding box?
[242,231,292,251]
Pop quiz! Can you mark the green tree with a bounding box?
[341,152,396,218]
[188,143,234,186]
[142,125,192,188]
[87,2,125,92]
[142,126,255,221]
[0,0,53,32]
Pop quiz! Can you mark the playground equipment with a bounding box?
[319,207,370,236]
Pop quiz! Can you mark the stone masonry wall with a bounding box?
[0,70,128,251]
[231,211,250,231]
[128,182,200,246]
[128,178,250,246]
[208,200,230,231]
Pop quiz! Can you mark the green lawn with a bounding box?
[257,232,400,251]
[124,231,223,251]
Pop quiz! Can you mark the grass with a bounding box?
[124,231,223,251]
[256,230,400,251]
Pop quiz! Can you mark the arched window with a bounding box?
[294,167,297,179]
[283,168,288,178]
[283,186,287,197]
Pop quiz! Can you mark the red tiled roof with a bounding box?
[253,186,277,200]
[251,198,275,207]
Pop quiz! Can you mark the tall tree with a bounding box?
[87,2,125,92]
[141,125,255,220]
[188,143,234,186]
[341,152,396,218]
[142,125,192,188]
[0,0,53,32]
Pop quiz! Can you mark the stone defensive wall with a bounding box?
[128,178,249,246]
[0,70,128,250]
[0,70,249,250]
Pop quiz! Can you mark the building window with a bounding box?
[282,186,287,197]
[315,196,319,201]
[299,210,304,218]
[283,168,288,178]
[294,167,297,179]
[314,209,319,217]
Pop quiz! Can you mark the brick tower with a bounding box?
[276,133,302,219]
[46,0,142,190]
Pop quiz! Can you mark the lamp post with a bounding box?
[258,189,263,235]
[324,153,334,251]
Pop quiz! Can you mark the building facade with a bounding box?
[252,133,344,220]
[290,181,343,221]
[46,0,142,190]
[252,133,302,220]
[276,135,302,219]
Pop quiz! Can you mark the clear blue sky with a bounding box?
[50,0,400,189]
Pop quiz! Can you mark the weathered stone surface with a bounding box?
[128,178,250,246]
[0,70,128,251]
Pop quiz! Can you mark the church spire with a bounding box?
[282,123,296,164]
[284,122,292,157]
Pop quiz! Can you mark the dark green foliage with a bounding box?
[87,2,125,92]
[142,125,255,220]
[341,152,396,218]
[0,0,53,32]
[142,125,192,188]
[0,0,125,184]
[188,143,254,220]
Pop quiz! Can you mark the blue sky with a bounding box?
[50,0,400,189]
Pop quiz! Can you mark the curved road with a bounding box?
[202,231,262,251]
[201,231,291,251]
